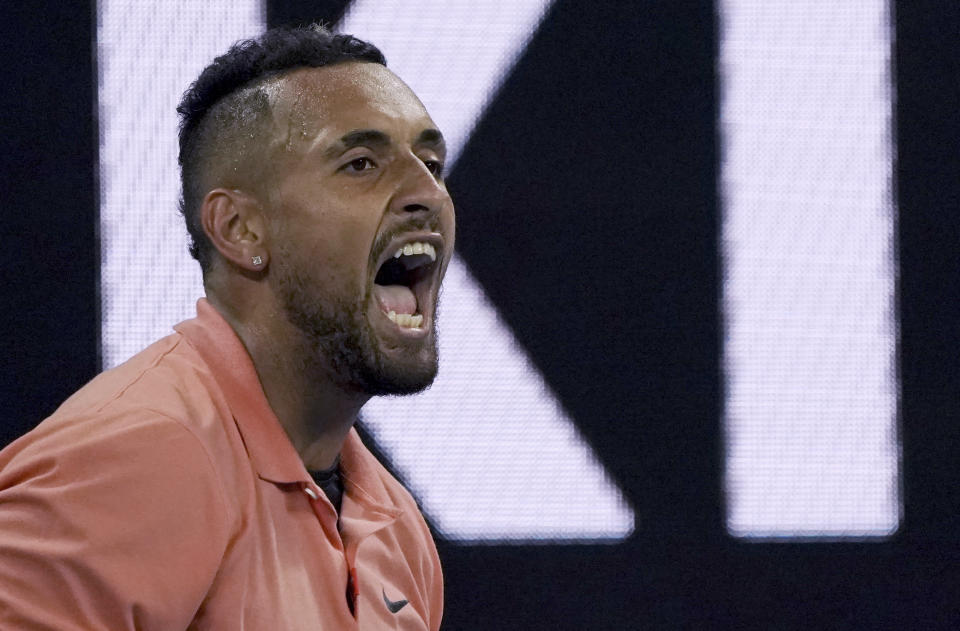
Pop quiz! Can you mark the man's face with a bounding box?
[261,62,455,395]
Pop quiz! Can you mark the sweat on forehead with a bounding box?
[266,63,432,153]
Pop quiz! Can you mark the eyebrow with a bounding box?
[415,128,445,150]
[324,128,446,158]
[325,129,391,158]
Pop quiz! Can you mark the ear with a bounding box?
[201,188,269,272]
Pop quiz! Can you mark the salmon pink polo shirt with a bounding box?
[0,299,443,630]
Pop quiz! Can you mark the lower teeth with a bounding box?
[387,311,423,328]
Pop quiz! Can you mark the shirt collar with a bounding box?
[174,299,402,523]
[174,298,309,485]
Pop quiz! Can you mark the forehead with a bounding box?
[268,62,436,146]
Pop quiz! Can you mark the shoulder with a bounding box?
[8,330,240,479]
[55,332,228,431]
[0,398,232,529]
[0,331,240,532]
[0,387,236,629]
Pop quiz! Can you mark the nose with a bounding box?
[390,156,450,217]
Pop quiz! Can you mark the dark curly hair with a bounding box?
[177,24,386,274]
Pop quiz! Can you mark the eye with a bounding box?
[423,159,445,178]
[342,157,377,173]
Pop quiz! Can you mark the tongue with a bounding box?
[373,284,417,315]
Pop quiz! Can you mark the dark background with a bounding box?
[3,1,959,628]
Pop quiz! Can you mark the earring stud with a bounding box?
[252,255,263,266]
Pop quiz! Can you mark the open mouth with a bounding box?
[372,239,440,331]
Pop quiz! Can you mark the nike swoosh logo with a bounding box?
[382,587,409,614]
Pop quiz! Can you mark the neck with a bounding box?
[207,291,369,471]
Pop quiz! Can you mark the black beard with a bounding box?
[274,258,438,396]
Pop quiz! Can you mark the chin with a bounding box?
[274,261,441,396]
[358,352,439,396]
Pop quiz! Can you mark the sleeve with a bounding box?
[0,410,232,631]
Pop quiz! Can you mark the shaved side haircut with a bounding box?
[177,25,386,274]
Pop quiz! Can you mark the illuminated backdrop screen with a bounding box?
[99,0,899,542]
[718,1,900,538]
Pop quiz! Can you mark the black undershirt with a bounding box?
[308,460,343,514]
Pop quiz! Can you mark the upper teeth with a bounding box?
[393,242,436,261]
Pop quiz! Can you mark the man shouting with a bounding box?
[0,24,452,630]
